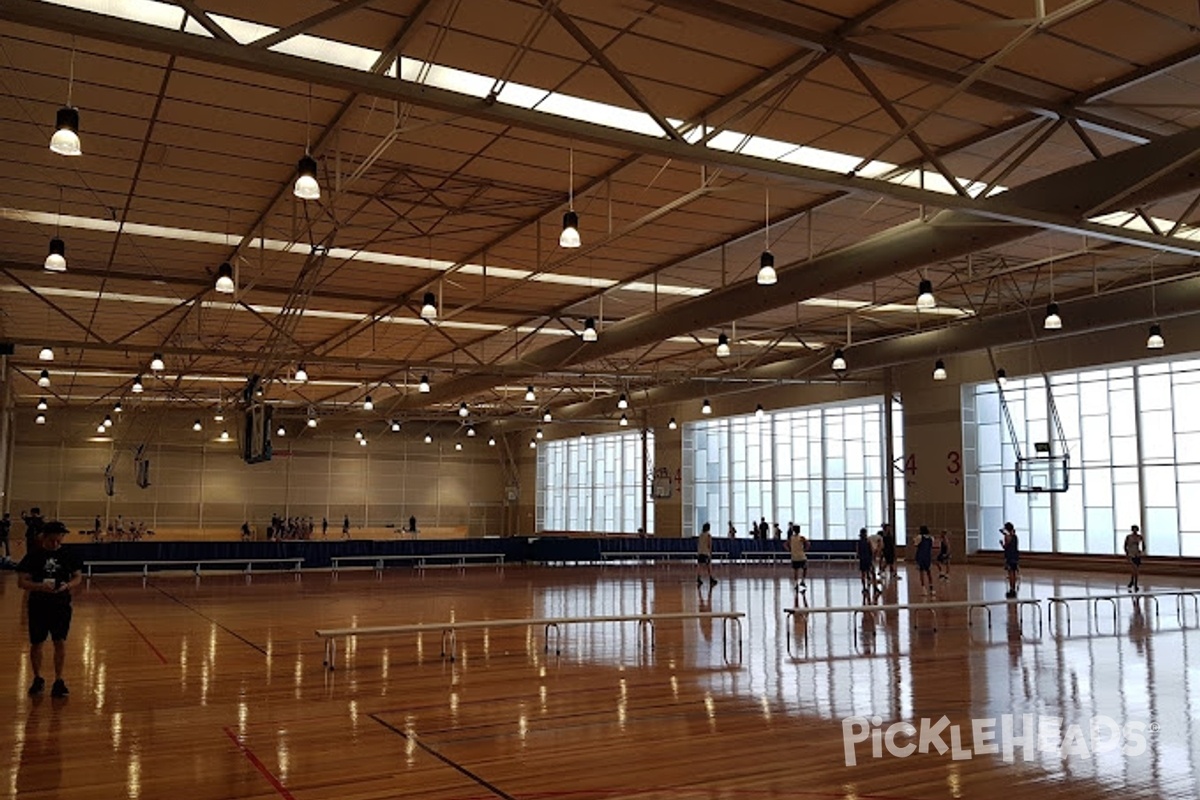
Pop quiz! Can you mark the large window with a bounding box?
[964,356,1200,556]
[536,430,654,533]
[682,398,905,542]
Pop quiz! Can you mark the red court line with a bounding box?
[95,586,170,665]
[223,726,298,800]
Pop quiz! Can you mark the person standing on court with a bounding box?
[1124,524,1145,592]
[936,530,951,581]
[881,523,898,581]
[788,525,808,589]
[342,514,350,539]
[16,521,81,697]
[1001,522,1020,598]
[856,528,874,595]
[696,522,716,586]
[915,526,935,597]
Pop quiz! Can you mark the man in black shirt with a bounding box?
[16,521,81,697]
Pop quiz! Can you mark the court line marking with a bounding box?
[370,713,518,800]
[94,585,170,665]
[222,726,297,800]
[149,582,269,655]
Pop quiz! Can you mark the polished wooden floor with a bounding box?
[3,558,1199,799]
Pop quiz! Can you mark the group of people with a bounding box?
[86,515,153,542]
[259,515,327,541]
[855,523,951,596]
[728,518,802,541]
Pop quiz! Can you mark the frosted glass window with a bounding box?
[536,430,653,534]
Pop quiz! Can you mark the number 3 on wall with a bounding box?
[947,450,961,474]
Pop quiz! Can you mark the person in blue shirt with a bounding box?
[915,526,935,597]
[1001,522,1020,598]
[856,529,874,595]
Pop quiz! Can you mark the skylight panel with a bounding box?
[495,83,550,110]
[46,0,185,31]
[536,93,669,138]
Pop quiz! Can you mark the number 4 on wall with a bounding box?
[893,454,917,476]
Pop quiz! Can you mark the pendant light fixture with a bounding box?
[36,398,48,411]
[536,427,545,439]
[1147,324,1165,350]
[419,375,431,393]
[97,425,106,434]
[933,359,947,381]
[455,441,463,451]
[293,85,320,200]
[308,415,318,428]
[916,279,936,310]
[39,346,54,362]
[114,400,122,414]
[150,353,165,372]
[525,386,536,403]
[276,424,286,437]
[131,375,143,393]
[294,363,308,383]
[193,419,202,431]
[668,417,677,431]
[44,237,67,272]
[103,414,113,429]
[755,404,764,419]
[582,317,598,342]
[529,438,537,449]
[359,438,367,447]
[542,410,552,423]
[617,393,628,410]
[618,414,628,427]
[996,368,1008,387]
[701,398,712,415]
[831,349,847,372]
[215,262,235,294]
[420,292,437,321]
[38,370,51,388]
[50,49,81,156]
[220,430,230,441]
[35,413,46,425]
[424,433,433,444]
[467,425,476,437]
[354,429,363,440]
[488,436,496,447]
[716,333,731,358]
[391,420,401,432]
[1043,302,1062,330]
[458,402,468,418]
[757,187,777,285]
[363,395,374,411]
[560,146,580,248]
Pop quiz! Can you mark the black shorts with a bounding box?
[1005,558,1020,572]
[1130,556,1142,567]
[916,559,932,572]
[883,549,896,565]
[791,560,807,570]
[937,553,950,563]
[859,558,873,573]
[28,602,72,644]
[697,554,711,565]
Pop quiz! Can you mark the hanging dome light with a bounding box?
[391,420,401,432]
[307,415,317,428]
[36,398,48,411]
[420,292,438,321]
[214,410,224,422]
[755,404,764,419]
[467,425,476,437]
[424,433,433,444]
[38,346,54,362]
[668,417,677,431]
[103,414,113,429]
[113,401,123,414]
[582,317,598,342]
[996,368,1008,387]
[525,386,536,402]
[354,429,363,440]
[617,393,628,410]
[542,410,552,423]
[933,359,947,381]
[50,106,81,156]
[529,438,537,449]
[916,279,936,310]
[38,370,51,388]
[220,429,230,441]
[579,431,587,441]
[618,414,628,427]
[1147,324,1165,349]
[536,427,545,439]
[701,398,712,415]
[293,154,320,200]
[359,438,367,447]
[363,395,374,411]
[458,402,469,418]
[276,424,286,437]
[831,349,847,372]
[44,237,67,272]
[215,262,235,294]
[560,210,581,249]
[756,251,777,286]
[35,413,46,425]
[1043,302,1062,330]
[294,363,308,383]
[419,375,431,393]
[487,436,496,446]
[455,441,463,451]
[150,353,165,372]
[716,333,731,358]
[192,419,202,431]
[97,424,106,434]
[131,375,143,393]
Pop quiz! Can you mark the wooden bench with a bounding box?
[316,610,745,669]
[1046,589,1200,634]
[784,597,1043,655]
[83,557,305,577]
[599,551,728,564]
[329,553,504,572]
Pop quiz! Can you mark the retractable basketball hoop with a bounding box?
[999,376,1070,494]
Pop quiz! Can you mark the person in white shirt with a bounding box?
[696,522,716,586]
[1124,524,1144,592]
[788,527,809,589]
